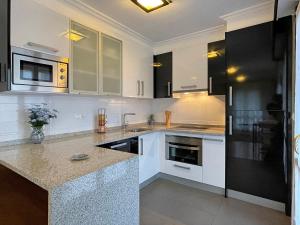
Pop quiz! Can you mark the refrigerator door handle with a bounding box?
[229,86,233,106]
[229,115,233,135]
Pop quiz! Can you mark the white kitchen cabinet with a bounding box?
[139,133,160,184]
[173,44,208,92]
[11,0,69,58]
[70,21,99,94]
[101,34,122,96]
[162,160,203,183]
[202,137,225,188]
[122,42,153,98]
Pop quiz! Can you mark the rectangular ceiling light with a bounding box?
[131,0,172,13]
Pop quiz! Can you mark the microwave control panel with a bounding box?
[57,63,68,88]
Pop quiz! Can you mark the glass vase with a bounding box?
[31,126,45,144]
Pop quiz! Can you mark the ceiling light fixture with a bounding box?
[131,0,172,13]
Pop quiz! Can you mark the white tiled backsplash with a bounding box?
[0,93,225,142]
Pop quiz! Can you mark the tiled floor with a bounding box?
[140,179,291,225]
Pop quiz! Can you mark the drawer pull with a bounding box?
[203,138,223,142]
[181,85,197,89]
[174,164,191,170]
[111,143,127,149]
[27,42,59,53]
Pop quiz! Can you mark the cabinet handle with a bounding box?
[141,81,144,96]
[167,82,171,97]
[203,138,223,142]
[140,138,144,156]
[229,86,233,106]
[137,80,141,96]
[229,115,233,136]
[174,164,191,170]
[111,143,127,149]
[181,85,197,89]
[27,42,59,53]
[0,63,7,82]
[209,77,213,94]
[0,63,2,82]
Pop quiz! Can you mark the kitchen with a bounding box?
[0,0,298,225]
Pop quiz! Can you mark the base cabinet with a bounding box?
[202,138,225,188]
[139,133,160,184]
[162,160,203,183]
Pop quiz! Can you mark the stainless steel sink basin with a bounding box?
[127,128,150,133]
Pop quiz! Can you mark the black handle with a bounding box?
[0,63,7,83]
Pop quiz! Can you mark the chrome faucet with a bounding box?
[122,113,136,130]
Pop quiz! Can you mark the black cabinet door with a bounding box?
[0,0,10,92]
[226,22,281,111]
[226,110,286,202]
[208,40,226,95]
[154,52,172,98]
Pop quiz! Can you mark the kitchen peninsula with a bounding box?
[0,125,225,225]
[0,134,139,225]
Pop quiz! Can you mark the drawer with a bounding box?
[162,160,203,183]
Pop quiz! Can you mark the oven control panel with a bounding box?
[57,63,68,88]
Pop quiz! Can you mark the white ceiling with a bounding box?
[79,0,296,42]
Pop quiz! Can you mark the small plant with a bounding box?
[148,114,155,125]
[28,104,58,144]
[28,104,58,128]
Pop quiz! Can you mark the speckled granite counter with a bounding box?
[0,124,224,225]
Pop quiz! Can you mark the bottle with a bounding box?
[97,108,107,133]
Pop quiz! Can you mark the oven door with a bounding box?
[167,143,202,166]
[13,54,57,87]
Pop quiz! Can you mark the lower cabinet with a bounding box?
[162,160,203,183]
[202,138,225,188]
[139,133,160,184]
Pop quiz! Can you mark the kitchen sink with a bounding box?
[127,128,151,133]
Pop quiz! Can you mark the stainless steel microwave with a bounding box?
[11,47,69,93]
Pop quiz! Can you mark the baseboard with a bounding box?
[139,173,161,190]
[227,189,286,212]
[140,172,225,195]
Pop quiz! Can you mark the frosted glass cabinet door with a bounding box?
[101,34,122,95]
[71,21,99,94]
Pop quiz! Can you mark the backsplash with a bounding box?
[0,94,152,142]
[152,92,225,125]
[0,92,225,142]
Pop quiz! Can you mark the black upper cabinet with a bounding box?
[0,0,10,92]
[207,40,226,95]
[226,22,281,111]
[154,52,172,98]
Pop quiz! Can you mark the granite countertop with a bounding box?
[0,124,225,191]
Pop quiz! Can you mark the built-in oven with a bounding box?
[166,135,202,166]
[11,47,69,93]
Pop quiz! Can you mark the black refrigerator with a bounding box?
[225,21,291,210]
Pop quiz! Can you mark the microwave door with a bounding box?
[13,54,58,87]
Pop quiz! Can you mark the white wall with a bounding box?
[0,94,152,142]
[152,93,225,125]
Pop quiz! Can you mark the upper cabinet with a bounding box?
[122,42,153,99]
[207,40,226,95]
[70,21,99,95]
[101,34,122,96]
[10,0,69,58]
[154,52,173,98]
[173,44,207,92]
[0,0,10,92]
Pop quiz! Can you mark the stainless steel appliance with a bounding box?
[98,137,139,154]
[166,135,202,166]
[11,47,68,93]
